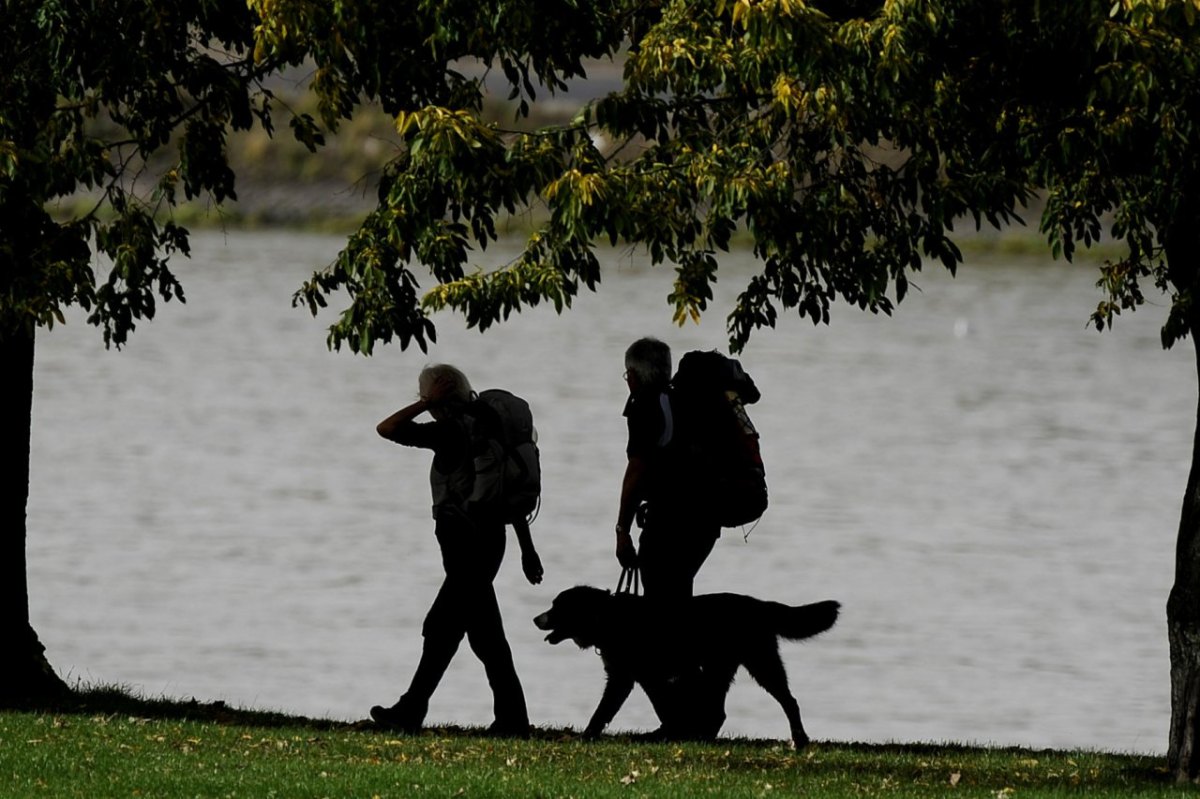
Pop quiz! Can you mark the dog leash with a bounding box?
[615,566,641,596]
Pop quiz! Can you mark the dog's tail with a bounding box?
[774,599,840,641]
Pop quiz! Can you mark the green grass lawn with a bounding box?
[0,691,1180,799]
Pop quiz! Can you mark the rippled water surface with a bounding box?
[28,230,1195,753]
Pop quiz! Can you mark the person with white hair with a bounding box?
[369,364,530,737]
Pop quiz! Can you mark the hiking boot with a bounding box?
[369,701,424,734]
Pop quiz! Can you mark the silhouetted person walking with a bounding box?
[370,364,530,737]
[614,338,721,599]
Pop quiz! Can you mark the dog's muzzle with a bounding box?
[533,611,569,644]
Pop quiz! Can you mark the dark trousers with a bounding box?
[398,508,527,726]
[637,501,720,600]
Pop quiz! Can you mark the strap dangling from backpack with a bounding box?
[615,566,641,596]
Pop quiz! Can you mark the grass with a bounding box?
[0,689,1181,798]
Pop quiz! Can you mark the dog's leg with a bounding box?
[641,665,730,742]
[692,665,734,740]
[584,671,635,738]
[640,679,675,735]
[641,677,699,741]
[745,649,808,749]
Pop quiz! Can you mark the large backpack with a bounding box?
[669,350,768,528]
[467,389,542,524]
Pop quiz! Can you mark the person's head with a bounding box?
[418,363,474,419]
[624,337,672,391]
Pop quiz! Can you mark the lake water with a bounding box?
[27,229,1195,754]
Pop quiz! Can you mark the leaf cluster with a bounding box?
[289,0,1038,355]
[1,0,316,344]
[10,0,1200,356]
[288,0,1200,356]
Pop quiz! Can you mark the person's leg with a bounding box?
[639,506,719,600]
[465,582,529,734]
[676,523,719,593]
[372,511,473,730]
[636,502,684,599]
[638,527,686,599]
[371,576,467,730]
[462,522,529,735]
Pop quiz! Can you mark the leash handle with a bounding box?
[616,566,641,596]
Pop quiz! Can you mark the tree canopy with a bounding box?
[1,0,294,345]
[281,0,1027,354]
[264,0,1200,360]
[6,1,1198,355]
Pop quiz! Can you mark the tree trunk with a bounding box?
[1166,187,1200,779]
[1169,325,1200,781]
[0,326,70,707]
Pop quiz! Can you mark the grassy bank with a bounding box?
[0,692,1178,798]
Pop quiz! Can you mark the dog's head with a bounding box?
[532,585,614,649]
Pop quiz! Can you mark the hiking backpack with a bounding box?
[468,389,542,524]
[670,350,768,528]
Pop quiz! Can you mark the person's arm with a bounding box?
[376,399,431,442]
[512,518,544,585]
[614,454,648,568]
[377,373,458,442]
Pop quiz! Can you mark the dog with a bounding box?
[533,585,839,748]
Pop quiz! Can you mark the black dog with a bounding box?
[533,585,839,748]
